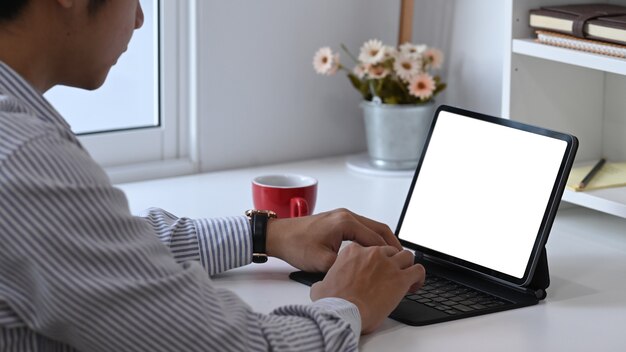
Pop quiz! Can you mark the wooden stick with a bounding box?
[398,0,414,46]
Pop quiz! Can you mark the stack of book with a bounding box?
[529,4,626,58]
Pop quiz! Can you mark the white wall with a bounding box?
[196,0,506,172]
[412,0,505,116]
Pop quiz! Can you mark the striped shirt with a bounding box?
[0,61,360,351]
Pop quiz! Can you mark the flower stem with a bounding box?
[340,43,359,64]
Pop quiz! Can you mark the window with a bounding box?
[44,0,158,135]
[44,1,196,182]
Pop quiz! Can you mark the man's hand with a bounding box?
[265,208,402,272]
[310,243,425,334]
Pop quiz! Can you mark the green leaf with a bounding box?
[347,73,369,99]
[434,82,447,95]
[385,96,399,104]
[379,77,405,104]
[347,73,362,90]
[375,79,384,97]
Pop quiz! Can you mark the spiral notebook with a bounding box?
[536,30,626,58]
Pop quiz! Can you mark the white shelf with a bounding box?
[563,188,626,219]
[512,39,626,75]
[506,0,626,220]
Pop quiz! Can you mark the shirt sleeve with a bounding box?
[0,133,359,351]
[138,207,252,275]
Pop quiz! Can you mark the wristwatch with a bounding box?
[245,209,277,263]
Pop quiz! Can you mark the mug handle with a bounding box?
[290,197,309,217]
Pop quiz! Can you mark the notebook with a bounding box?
[290,105,578,326]
[566,161,626,191]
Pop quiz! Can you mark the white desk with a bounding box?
[117,155,626,352]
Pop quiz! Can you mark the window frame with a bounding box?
[77,0,197,183]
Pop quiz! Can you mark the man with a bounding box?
[0,0,425,351]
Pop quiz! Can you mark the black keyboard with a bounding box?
[405,274,509,316]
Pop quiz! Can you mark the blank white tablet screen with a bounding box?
[398,110,567,278]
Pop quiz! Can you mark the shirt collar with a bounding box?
[0,60,72,131]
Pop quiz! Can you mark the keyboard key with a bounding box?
[452,304,475,312]
[460,299,478,305]
[460,292,479,299]
[439,284,457,291]
[411,274,510,314]
[470,304,487,310]
[475,295,494,303]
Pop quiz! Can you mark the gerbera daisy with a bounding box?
[399,43,426,60]
[393,54,422,81]
[358,39,386,65]
[408,73,436,100]
[367,63,390,79]
[313,47,337,75]
[424,48,444,69]
[383,45,398,60]
[353,63,369,79]
[327,53,340,75]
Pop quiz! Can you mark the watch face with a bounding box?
[252,254,268,264]
[246,209,277,219]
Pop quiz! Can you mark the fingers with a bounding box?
[350,212,402,250]
[379,245,400,257]
[343,220,388,247]
[310,281,322,301]
[386,249,425,293]
[334,209,401,250]
[390,249,416,268]
[385,249,425,292]
[315,249,338,272]
[403,263,426,291]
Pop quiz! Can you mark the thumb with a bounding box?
[310,281,323,301]
[315,249,338,272]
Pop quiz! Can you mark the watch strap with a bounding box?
[246,210,277,263]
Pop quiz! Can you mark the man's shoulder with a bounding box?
[0,95,63,162]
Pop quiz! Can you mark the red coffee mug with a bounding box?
[252,174,317,218]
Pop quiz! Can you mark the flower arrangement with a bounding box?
[313,39,446,105]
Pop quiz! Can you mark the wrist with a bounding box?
[265,218,282,258]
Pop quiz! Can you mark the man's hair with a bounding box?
[1,0,107,22]
[0,0,26,22]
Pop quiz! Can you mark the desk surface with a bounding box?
[117,155,626,352]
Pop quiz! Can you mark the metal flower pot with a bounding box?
[360,101,436,170]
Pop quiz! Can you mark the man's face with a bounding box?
[59,0,144,90]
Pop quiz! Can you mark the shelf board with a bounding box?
[512,39,626,75]
[562,187,626,219]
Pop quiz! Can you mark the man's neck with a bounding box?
[0,3,67,94]
[0,35,57,94]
